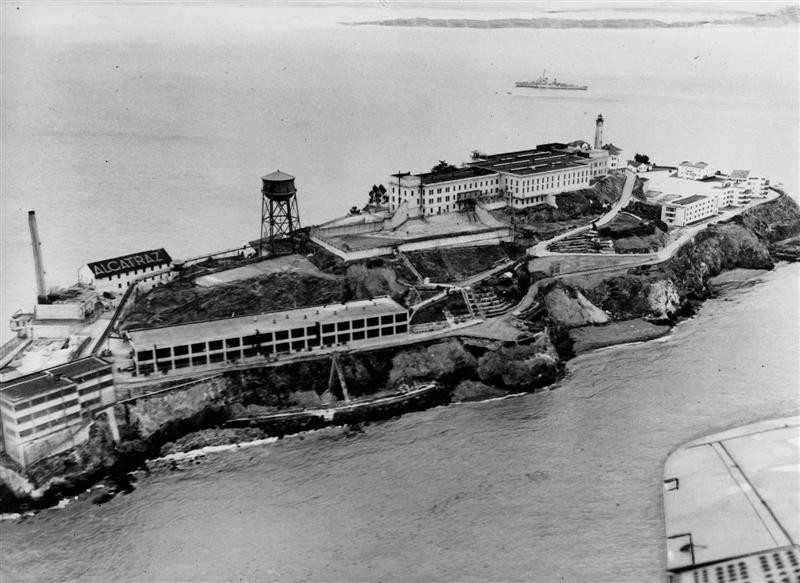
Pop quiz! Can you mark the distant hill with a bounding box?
[344,5,798,29]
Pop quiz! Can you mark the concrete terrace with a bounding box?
[325,211,504,251]
[194,254,335,287]
[640,169,730,203]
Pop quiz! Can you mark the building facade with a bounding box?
[661,195,719,227]
[127,297,410,376]
[79,248,173,294]
[388,167,501,216]
[627,160,652,173]
[387,141,611,216]
[0,357,115,467]
[677,161,714,181]
[602,144,624,171]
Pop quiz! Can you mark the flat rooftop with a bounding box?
[641,170,730,203]
[663,416,799,572]
[127,296,407,348]
[416,166,496,185]
[0,372,74,403]
[470,145,587,176]
[670,194,709,206]
[48,356,111,379]
[0,356,111,402]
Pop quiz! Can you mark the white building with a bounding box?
[388,167,502,217]
[746,175,770,196]
[387,142,610,216]
[127,297,410,376]
[627,160,652,173]
[0,357,116,467]
[661,194,719,227]
[79,248,173,294]
[602,144,624,171]
[469,144,606,211]
[677,161,714,181]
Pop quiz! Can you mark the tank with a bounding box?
[261,170,297,200]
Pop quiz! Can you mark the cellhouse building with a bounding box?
[126,297,409,376]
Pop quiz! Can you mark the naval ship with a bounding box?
[516,71,587,91]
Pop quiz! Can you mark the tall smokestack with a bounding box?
[28,210,48,303]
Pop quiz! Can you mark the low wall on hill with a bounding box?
[530,253,652,276]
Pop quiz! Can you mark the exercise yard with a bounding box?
[194,254,335,287]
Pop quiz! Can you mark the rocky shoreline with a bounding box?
[2,194,799,514]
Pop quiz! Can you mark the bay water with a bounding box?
[1,5,798,582]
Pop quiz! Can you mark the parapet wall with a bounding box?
[311,226,512,262]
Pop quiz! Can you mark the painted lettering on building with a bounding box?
[87,248,172,279]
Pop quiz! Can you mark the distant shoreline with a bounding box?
[342,7,799,30]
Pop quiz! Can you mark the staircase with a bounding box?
[463,286,514,318]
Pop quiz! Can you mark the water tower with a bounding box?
[260,170,301,255]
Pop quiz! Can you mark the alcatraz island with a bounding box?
[1,114,799,510]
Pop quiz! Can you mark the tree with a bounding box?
[431,160,458,174]
[367,184,389,206]
[634,153,650,164]
[348,206,361,215]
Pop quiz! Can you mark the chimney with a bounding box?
[28,211,48,303]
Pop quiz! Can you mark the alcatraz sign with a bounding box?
[88,248,172,279]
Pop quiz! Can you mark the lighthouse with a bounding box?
[594,114,604,150]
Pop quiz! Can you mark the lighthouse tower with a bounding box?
[594,114,604,150]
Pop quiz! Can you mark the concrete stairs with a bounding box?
[464,286,513,318]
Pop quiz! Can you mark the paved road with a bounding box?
[528,170,637,258]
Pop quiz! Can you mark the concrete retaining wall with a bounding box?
[386,201,410,230]
[312,218,384,238]
[530,253,652,276]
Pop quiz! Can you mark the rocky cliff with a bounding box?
[557,195,800,323]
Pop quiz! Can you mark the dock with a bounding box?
[663,416,799,583]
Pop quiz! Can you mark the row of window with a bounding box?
[15,399,79,425]
[514,195,549,207]
[137,314,408,362]
[136,323,409,375]
[1,386,76,413]
[0,379,112,420]
[17,411,82,440]
[0,377,112,414]
[104,264,166,281]
[78,379,113,395]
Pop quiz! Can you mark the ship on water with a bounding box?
[516,70,587,91]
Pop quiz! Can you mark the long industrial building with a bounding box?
[126,297,409,376]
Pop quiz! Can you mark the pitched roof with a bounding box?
[679,161,709,169]
[261,170,295,182]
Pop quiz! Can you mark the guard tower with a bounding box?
[594,113,604,150]
[260,170,301,255]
